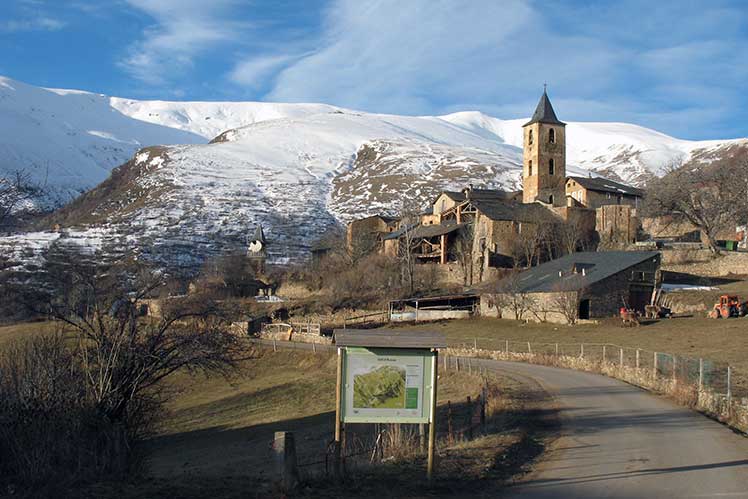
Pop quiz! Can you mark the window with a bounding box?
[549,128,556,144]
[440,199,446,213]
[528,129,534,145]
[549,158,555,175]
[549,194,554,205]
[528,160,533,176]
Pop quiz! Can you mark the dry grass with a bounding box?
[389,314,748,396]
[0,321,59,346]
[0,323,553,497]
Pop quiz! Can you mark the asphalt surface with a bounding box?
[476,359,748,499]
[252,339,748,497]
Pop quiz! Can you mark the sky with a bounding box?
[1,0,746,140]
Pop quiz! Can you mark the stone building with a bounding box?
[597,205,639,245]
[566,176,643,209]
[346,89,645,281]
[346,214,399,255]
[479,251,661,323]
[522,90,567,206]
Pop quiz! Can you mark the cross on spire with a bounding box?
[543,82,547,93]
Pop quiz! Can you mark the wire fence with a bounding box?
[249,337,748,434]
[445,338,745,399]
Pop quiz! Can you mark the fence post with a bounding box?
[603,345,606,362]
[419,423,426,454]
[527,342,532,354]
[467,396,473,440]
[456,357,460,372]
[653,352,658,379]
[444,354,448,371]
[312,342,316,354]
[505,340,509,354]
[273,431,300,493]
[468,358,472,374]
[481,385,487,430]
[698,358,704,392]
[555,343,559,356]
[636,349,640,370]
[273,338,277,352]
[727,366,732,419]
[474,338,477,351]
[581,343,585,359]
[447,401,454,444]
[673,356,677,382]
[620,348,624,369]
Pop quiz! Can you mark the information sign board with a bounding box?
[340,347,435,424]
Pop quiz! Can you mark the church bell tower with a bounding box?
[522,89,566,205]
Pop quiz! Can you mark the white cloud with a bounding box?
[229,54,297,89]
[118,0,250,85]
[0,16,65,33]
[251,0,746,139]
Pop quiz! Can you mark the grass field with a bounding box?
[389,314,748,395]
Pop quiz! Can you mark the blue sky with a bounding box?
[1,0,746,140]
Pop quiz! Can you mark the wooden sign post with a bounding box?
[333,329,445,483]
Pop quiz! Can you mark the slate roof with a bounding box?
[335,329,447,349]
[442,191,466,202]
[381,222,465,241]
[524,90,566,127]
[495,251,660,293]
[567,176,643,197]
[252,225,266,243]
[466,188,517,201]
[471,199,557,223]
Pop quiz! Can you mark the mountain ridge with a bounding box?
[2,75,747,271]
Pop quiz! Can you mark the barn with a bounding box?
[480,251,661,323]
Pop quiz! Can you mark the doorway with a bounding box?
[578,299,590,320]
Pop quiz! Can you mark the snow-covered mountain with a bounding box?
[1,75,746,271]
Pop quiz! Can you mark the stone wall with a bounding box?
[661,249,748,276]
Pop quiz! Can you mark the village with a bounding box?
[242,91,748,335]
[3,3,748,495]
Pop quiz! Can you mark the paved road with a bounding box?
[252,339,748,497]
[474,359,748,499]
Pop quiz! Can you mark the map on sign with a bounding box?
[343,348,431,423]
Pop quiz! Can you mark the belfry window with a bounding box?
[549,158,555,175]
[549,128,556,144]
[528,160,533,176]
[529,129,534,145]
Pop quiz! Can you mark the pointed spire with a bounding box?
[252,225,266,243]
[523,88,565,127]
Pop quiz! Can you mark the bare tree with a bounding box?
[453,223,475,286]
[396,212,420,295]
[558,216,590,255]
[31,247,243,428]
[512,222,543,268]
[0,170,42,231]
[489,270,536,321]
[644,159,748,254]
[550,282,583,325]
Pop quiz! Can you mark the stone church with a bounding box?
[350,90,643,283]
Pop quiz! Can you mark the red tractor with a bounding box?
[708,295,748,319]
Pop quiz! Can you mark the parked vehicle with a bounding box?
[708,295,748,318]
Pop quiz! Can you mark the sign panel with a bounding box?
[341,347,435,424]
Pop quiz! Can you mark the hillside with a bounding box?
[1,75,747,270]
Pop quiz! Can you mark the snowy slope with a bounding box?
[439,111,747,185]
[2,75,747,271]
[0,76,341,205]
